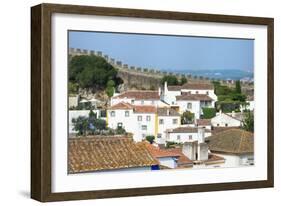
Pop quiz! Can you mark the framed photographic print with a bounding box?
[31,3,274,202]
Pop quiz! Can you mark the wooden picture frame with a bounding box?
[31,3,274,202]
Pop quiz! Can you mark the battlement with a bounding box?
[68,48,252,86]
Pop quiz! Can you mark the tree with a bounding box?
[242,112,254,132]
[202,107,216,119]
[106,80,115,97]
[146,135,155,144]
[69,55,122,89]
[93,119,106,131]
[235,80,242,94]
[161,75,179,86]
[180,76,187,85]
[181,111,194,124]
[72,116,89,136]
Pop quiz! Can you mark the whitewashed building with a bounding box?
[166,126,212,143]
[107,102,181,143]
[206,129,254,167]
[211,111,242,127]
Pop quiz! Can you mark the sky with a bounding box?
[69,31,254,72]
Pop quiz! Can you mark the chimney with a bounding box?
[158,87,161,96]
[164,81,168,93]
[182,142,196,161]
[232,110,235,117]
[197,127,205,143]
[219,109,222,115]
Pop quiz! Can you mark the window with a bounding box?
[173,119,178,124]
[141,125,147,130]
[177,135,181,140]
[187,103,192,109]
[110,111,115,117]
[189,135,192,140]
[225,123,228,127]
[157,133,162,138]
[131,99,135,104]
[137,116,142,121]
[196,91,199,94]
[117,123,123,128]
[125,111,129,117]
[141,100,144,105]
[146,115,151,121]
[206,91,209,95]
[159,119,164,124]
[217,124,220,126]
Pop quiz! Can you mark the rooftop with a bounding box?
[108,102,134,110]
[206,129,254,154]
[134,105,157,113]
[196,119,212,126]
[144,142,180,158]
[168,83,214,91]
[68,136,158,173]
[112,90,160,100]
[168,127,211,133]
[176,94,213,101]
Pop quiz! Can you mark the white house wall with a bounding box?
[167,132,212,143]
[157,116,180,144]
[158,157,177,169]
[211,113,241,127]
[176,100,201,119]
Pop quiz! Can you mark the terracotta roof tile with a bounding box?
[144,142,180,158]
[112,90,160,100]
[109,102,134,110]
[68,136,158,173]
[168,83,214,91]
[165,148,193,166]
[176,94,213,101]
[196,119,211,126]
[206,129,254,154]
[168,127,211,133]
[134,105,157,113]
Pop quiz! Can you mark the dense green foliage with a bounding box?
[146,135,155,144]
[68,82,79,94]
[180,76,187,85]
[105,80,115,97]
[212,81,246,112]
[242,112,254,132]
[72,110,106,136]
[69,55,122,91]
[202,107,216,119]
[165,141,182,149]
[181,111,195,124]
[161,75,179,85]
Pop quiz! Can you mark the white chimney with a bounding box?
[232,110,235,117]
[197,127,205,143]
[158,87,161,96]
[164,81,168,93]
[182,142,196,161]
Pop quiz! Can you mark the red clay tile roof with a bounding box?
[182,83,214,90]
[112,90,160,100]
[144,142,180,158]
[68,136,158,173]
[165,148,193,166]
[204,154,225,165]
[134,105,157,113]
[167,86,182,91]
[176,94,213,101]
[211,126,240,134]
[168,127,211,133]
[196,119,211,126]
[206,129,254,154]
[108,102,134,110]
[168,83,214,91]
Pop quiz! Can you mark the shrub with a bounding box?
[202,107,216,119]
[145,135,155,144]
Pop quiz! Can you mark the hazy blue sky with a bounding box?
[69,31,254,72]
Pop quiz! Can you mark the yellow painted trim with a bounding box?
[106,110,108,126]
